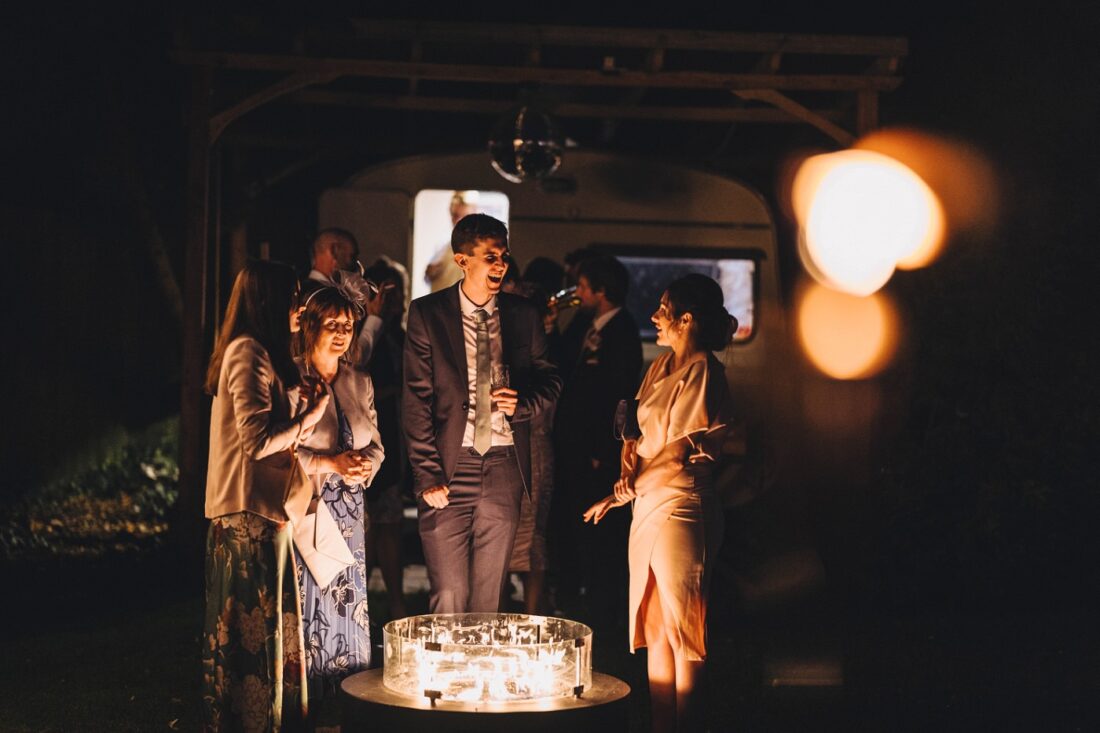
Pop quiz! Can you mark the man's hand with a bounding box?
[492,387,518,417]
[420,485,450,509]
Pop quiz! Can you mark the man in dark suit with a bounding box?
[551,255,643,629]
[403,214,561,613]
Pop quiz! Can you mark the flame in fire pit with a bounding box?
[383,613,593,703]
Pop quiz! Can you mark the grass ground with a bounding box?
[1,554,202,732]
[2,548,1096,731]
[2,597,199,732]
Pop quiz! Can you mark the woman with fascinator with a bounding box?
[584,274,736,733]
[292,275,384,713]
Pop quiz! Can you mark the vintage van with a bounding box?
[320,149,783,396]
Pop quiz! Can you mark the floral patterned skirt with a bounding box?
[203,512,307,732]
[294,477,371,701]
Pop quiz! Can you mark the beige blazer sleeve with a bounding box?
[205,336,307,521]
[226,337,302,460]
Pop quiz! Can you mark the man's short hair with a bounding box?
[577,255,630,305]
[310,227,359,265]
[451,214,508,255]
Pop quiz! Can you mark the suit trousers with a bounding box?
[417,446,524,613]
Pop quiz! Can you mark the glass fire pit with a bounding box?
[382,613,593,703]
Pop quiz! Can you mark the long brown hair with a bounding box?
[204,260,301,395]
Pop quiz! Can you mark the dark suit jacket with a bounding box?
[402,283,561,496]
[553,308,643,479]
[362,321,409,494]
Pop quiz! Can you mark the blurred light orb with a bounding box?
[894,197,946,270]
[797,283,898,380]
[855,127,999,238]
[489,106,563,183]
[793,150,944,296]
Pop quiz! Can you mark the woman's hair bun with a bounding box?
[666,273,736,351]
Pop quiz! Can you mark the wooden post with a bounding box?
[856,90,879,136]
[230,222,249,282]
[212,143,223,341]
[176,67,212,563]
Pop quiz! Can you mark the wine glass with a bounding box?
[491,365,510,428]
[491,364,510,391]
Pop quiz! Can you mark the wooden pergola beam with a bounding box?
[754,52,784,73]
[173,51,903,92]
[346,19,909,57]
[866,55,901,74]
[732,89,856,145]
[209,72,339,143]
[290,89,845,123]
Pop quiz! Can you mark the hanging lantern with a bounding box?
[488,106,563,183]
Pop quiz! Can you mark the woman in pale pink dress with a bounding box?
[585,274,735,733]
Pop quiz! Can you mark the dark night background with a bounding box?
[1,2,1098,730]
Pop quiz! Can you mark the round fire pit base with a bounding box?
[341,669,630,733]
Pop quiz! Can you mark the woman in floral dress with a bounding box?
[293,283,384,706]
[203,260,329,731]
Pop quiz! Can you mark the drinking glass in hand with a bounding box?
[491,364,510,390]
[491,365,511,428]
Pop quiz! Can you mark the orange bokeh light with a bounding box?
[792,149,945,295]
[796,282,899,380]
[855,127,998,238]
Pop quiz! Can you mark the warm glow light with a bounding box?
[855,127,999,239]
[383,614,592,703]
[792,150,945,296]
[789,152,832,229]
[797,283,898,379]
[894,197,946,270]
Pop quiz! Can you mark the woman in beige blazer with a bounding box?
[201,260,329,732]
[292,282,384,710]
[585,274,735,733]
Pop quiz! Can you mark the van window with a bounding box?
[616,254,756,344]
[411,189,510,299]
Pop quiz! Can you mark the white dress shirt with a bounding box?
[458,283,513,447]
[580,306,622,356]
[591,306,622,334]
